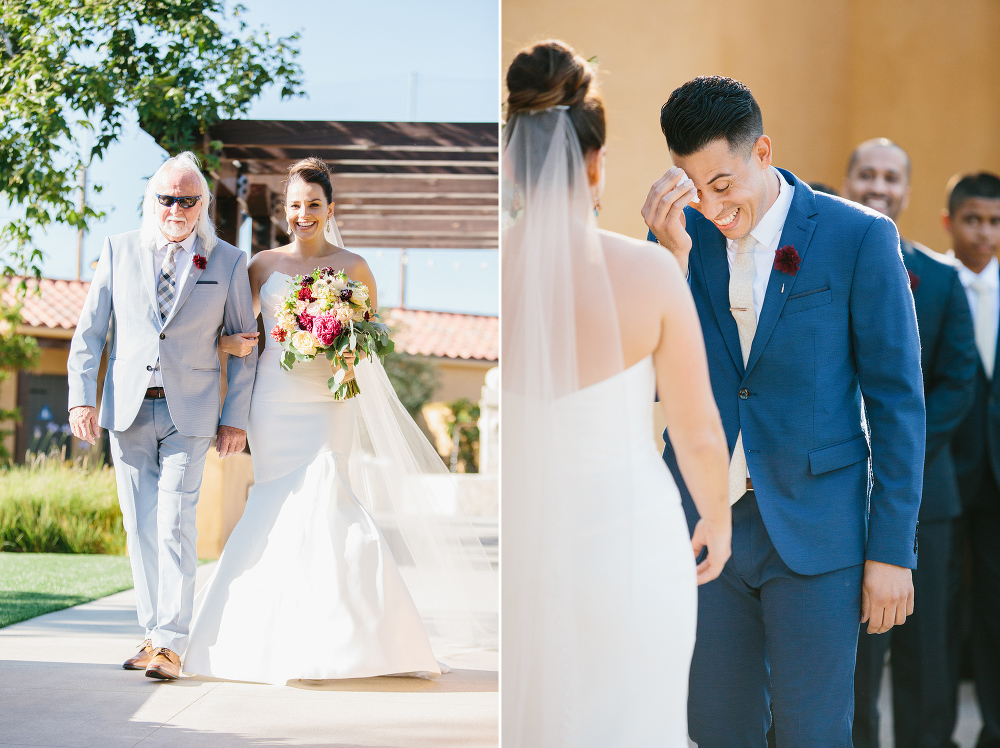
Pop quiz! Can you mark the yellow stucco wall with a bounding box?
[502,0,1000,252]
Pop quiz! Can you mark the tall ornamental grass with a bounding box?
[0,451,124,554]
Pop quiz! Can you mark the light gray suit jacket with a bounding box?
[68,229,257,437]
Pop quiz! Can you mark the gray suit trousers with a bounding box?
[109,398,211,655]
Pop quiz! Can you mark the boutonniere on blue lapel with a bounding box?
[907,270,920,291]
[773,245,800,276]
[193,254,207,270]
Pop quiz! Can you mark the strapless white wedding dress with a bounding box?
[184,272,440,684]
[504,355,697,746]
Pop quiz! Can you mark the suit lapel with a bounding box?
[744,185,818,376]
[163,238,204,327]
[141,239,163,331]
[696,218,745,374]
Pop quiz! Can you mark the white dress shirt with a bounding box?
[955,254,1000,376]
[149,230,196,387]
[725,168,795,322]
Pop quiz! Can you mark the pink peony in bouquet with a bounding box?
[270,267,394,399]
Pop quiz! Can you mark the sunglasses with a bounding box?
[156,194,201,209]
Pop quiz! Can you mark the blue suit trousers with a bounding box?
[688,491,863,747]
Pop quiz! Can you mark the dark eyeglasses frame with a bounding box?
[156,194,202,209]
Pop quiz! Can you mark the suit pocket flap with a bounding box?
[808,433,869,475]
[782,288,832,315]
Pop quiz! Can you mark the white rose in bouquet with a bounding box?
[291,331,319,356]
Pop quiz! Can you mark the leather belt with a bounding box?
[144,387,166,399]
[746,478,754,492]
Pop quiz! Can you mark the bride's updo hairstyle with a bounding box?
[285,157,334,204]
[505,39,606,154]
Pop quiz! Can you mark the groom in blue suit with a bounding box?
[643,77,925,746]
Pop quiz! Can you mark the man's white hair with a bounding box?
[140,151,218,252]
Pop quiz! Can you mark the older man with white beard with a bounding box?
[68,152,257,680]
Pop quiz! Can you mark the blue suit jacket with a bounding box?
[654,170,925,575]
[900,240,978,521]
[951,280,1000,510]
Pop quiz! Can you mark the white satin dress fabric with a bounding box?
[184,272,440,684]
[523,355,697,745]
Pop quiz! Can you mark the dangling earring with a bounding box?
[593,195,601,217]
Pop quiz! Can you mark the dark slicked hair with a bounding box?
[946,172,1000,215]
[659,76,763,157]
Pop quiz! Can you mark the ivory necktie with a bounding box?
[970,275,997,379]
[157,243,181,321]
[728,234,757,505]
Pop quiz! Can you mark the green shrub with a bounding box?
[0,452,124,554]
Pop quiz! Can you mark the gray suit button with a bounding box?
[146,365,153,371]
[159,333,165,340]
[738,388,750,400]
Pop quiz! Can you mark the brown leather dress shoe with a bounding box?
[145,648,181,680]
[123,639,154,670]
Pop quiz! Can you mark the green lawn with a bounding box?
[0,553,134,628]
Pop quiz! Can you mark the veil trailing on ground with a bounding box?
[345,318,497,653]
[502,109,636,742]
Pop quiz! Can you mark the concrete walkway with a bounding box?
[0,564,498,747]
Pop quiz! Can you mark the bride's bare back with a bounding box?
[599,228,730,582]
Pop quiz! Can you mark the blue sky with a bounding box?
[29,0,499,316]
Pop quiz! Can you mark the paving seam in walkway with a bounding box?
[127,680,224,747]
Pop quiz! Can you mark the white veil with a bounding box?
[349,358,497,651]
[330,197,496,652]
[501,109,635,743]
[324,211,347,249]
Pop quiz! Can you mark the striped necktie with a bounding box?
[728,233,757,504]
[157,243,181,321]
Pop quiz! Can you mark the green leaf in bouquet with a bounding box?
[325,348,337,360]
[349,330,357,349]
[280,350,296,371]
[382,339,395,357]
[333,368,346,385]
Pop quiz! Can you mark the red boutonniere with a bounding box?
[193,254,207,270]
[907,269,920,291]
[774,245,800,276]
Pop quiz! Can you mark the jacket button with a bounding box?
[146,365,153,371]
[159,333,165,340]
[738,388,750,400]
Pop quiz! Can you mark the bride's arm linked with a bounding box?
[220,252,269,357]
[653,251,732,585]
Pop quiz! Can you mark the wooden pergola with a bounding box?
[207,120,498,252]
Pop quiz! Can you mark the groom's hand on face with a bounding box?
[215,425,247,458]
[69,406,99,445]
[641,167,699,272]
[861,560,915,634]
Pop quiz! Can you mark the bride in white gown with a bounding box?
[502,41,732,745]
[184,158,491,684]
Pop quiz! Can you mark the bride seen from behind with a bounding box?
[184,157,491,684]
[501,40,731,746]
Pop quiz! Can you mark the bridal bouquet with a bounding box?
[270,267,394,399]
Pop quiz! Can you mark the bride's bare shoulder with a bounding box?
[599,229,682,284]
[248,247,290,284]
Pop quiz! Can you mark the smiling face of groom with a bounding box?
[660,76,776,241]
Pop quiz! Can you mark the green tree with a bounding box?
[0,286,39,464]
[447,397,480,473]
[0,0,302,280]
[383,352,439,420]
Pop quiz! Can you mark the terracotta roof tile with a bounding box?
[2,278,499,362]
[2,278,90,330]
[386,308,498,361]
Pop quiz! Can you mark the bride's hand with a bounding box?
[220,332,259,358]
[332,351,357,382]
[691,517,731,585]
